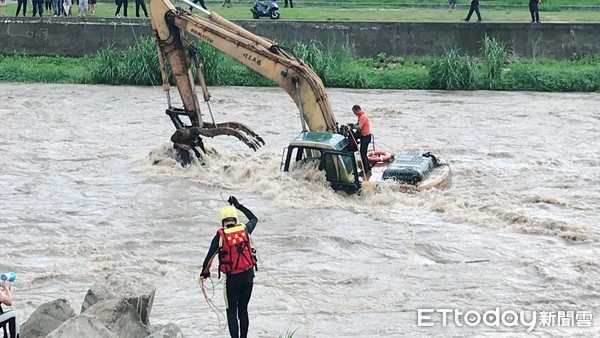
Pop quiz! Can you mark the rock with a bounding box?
[46,315,119,338]
[81,274,155,325]
[85,298,149,338]
[19,299,76,338]
[23,278,185,338]
[147,323,185,338]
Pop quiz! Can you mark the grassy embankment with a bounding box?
[1,0,599,91]
[1,36,599,91]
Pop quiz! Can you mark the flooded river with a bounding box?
[1,83,599,337]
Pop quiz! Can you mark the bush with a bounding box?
[481,36,508,89]
[498,61,600,91]
[429,49,478,90]
[90,38,161,85]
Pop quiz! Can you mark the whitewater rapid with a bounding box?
[1,83,598,337]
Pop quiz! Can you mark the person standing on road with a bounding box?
[52,0,61,16]
[115,0,128,17]
[448,0,456,11]
[135,0,147,17]
[44,0,52,15]
[15,0,27,16]
[463,0,482,22]
[200,196,258,338]
[77,0,88,17]
[32,0,44,17]
[63,0,72,16]
[529,0,540,23]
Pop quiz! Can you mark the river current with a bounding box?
[1,83,599,337]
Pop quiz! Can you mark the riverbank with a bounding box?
[1,38,599,92]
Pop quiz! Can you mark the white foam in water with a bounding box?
[1,84,599,337]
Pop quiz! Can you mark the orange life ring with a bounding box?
[367,150,392,164]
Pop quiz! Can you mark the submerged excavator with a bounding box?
[149,0,452,194]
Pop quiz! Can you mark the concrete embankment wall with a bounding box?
[1,17,599,59]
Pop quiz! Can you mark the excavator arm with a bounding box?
[149,0,338,163]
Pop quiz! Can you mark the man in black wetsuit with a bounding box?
[200,196,258,338]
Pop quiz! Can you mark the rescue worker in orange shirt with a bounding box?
[200,196,258,338]
[351,104,372,174]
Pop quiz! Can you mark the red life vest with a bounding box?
[217,224,256,275]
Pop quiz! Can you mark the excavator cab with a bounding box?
[282,132,361,194]
[320,150,360,194]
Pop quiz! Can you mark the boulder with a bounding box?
[85,298,149,338]
[81,274,155,325]
[22,278,186,338]
[147,323,185,338]
[46,315,119,338]
[19,299,76,338]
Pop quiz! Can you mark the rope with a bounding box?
[247,219,416,338]
[198,195,415,336]
[255,252,311,338]
[198,276,228,332]
[197,226,415,337]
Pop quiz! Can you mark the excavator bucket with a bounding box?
[167,108,265,166]
[151,4,265,165]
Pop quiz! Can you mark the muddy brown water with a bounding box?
[1,83,599,337]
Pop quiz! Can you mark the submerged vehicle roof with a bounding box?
[289,132,348,150]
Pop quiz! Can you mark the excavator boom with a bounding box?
[149,0,338,162]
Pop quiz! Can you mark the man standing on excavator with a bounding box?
[200,196,258,338]
[351,104,372,175]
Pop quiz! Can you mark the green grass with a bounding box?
[278,329,297,338]
[494,59,600,91]
[287,0,600,4]
[481,36,508,88]
[430,49,478,90]
[0,54,93,83]
[1,38,599,92]
[4,2,599,21]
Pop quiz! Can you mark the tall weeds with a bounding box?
[481,36,508,88]
[429,48,478,90]
[292,40,354,86]
[90,38,160,85]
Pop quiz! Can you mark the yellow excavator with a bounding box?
[149,0,336,163]
[149,0,452,193]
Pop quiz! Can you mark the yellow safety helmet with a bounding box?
[219,205,238,222]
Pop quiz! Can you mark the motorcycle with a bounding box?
[251,0,280,19]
